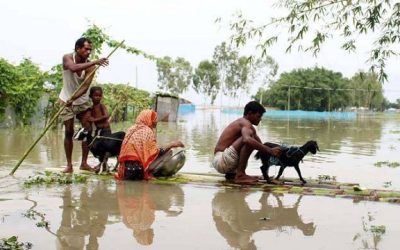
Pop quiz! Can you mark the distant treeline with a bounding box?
[253,67,400,111]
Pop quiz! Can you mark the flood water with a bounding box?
[1,108,400,249]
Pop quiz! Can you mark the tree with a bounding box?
[251,56,279,104]
[212,42,253,99]
[156,56,193,96]
[350,71,384,110]
[256,67,351,111]
[228,0,400,82]
[192,60,220,104]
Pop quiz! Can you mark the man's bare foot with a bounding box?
[62,166,73,174]
[79,163,95,172]
[234,173,259,184]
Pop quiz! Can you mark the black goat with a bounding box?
[74,128,125,174]
[255,140,319,184]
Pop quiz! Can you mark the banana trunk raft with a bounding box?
[35,168,400,204]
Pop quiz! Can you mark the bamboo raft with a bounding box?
[153,172,400,204]
[41,168,400,204]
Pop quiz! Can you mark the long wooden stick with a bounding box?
[10,40,125,175]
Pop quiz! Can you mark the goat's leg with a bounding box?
[112,157,119,172]
[294,165,306,184]
[102,152,110,174]
[260,165,272,183]
[275,166,286,181]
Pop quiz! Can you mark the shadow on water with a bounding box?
[212,189,315,250]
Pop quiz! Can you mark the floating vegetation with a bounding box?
[370,225,386,235]
[374,161,400,168]
[317,175,337,182]
[24,171,88,187]
[0,236,32,250]
[383,181,392,188]
[23,210,49,228]
[389,130,400,134]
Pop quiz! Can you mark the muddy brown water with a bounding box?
[1,109,399,249]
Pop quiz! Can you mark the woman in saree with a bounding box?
[116,109,184,180]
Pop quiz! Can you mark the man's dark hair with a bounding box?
[89,86,103,97]
[75,37,92,51]
[243,101,266,115]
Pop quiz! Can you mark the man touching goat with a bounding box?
[211,101,282,184]
[255,140,319,184]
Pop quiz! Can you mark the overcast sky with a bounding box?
[1,0,399,104]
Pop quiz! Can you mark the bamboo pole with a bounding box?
[10,40,125,175]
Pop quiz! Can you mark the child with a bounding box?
[89,86,111,136]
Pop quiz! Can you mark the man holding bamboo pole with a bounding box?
[59,37,109,173]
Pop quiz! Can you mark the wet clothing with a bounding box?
[211,146,239,174]
[59,53,91,121]
[59,53,90,105]
[117,110,160,180]
[59,101,91,121]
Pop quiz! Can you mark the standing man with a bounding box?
[59,37,109,173]
[212,101,282,184]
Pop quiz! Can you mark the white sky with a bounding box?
[1,0,399,104]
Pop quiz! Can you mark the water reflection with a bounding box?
[56,184,116,250]
[212,190,315,250]
[117,182,184,246]
[55,182,185,249]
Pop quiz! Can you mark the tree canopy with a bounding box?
[254,67,387,111]
[228,0,400,82]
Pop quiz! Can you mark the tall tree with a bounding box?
[212,42,253,99]
[156,56,193,96]
[350,72,384,110]
[228,0,400,82]
[192,60,220,104]
[251,56,279,104]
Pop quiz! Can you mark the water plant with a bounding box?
[374,161,400,168]
[317,175,336,182]
[23,210,49,228]
[23,171,88,187]
[0,236,32,250]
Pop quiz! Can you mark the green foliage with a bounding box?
[82,23,161,61]
[227,0,400,82]
[42,64,63,126]
[100,83,152,121]
[0,236,32,250]
[192,60,220,104]
[212,42,254,98]
[23,210,49,228]
[0,58,44,125]
[350,72,385,110]
[255,67,351,111]
[156,56,193,95]
[0,58,18,121]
